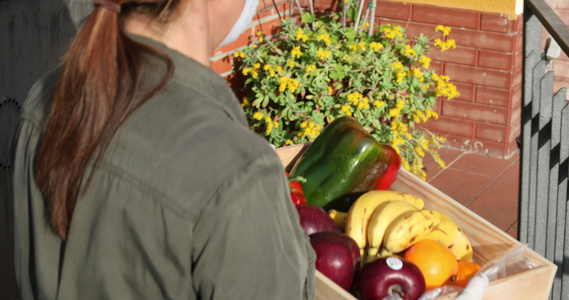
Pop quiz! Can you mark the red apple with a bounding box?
[310,231,361,291]
[296,205,340,236]
[355,256,426,300]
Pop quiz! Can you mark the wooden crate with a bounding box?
[276,143,556,300]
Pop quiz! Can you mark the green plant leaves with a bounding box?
[234,4,458,178]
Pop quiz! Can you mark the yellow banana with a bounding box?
[448,229,473,262]
[366,200,420,258]
[328,209,348,232]
[418,211,461,246]
[411,211,466,260]
[345,190,425,257]
[382,209,445,254]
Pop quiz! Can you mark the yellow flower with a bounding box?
[436,25,452,36]
[291,46,302,58]
[434,38,444,49]
[295,28,309,42]
[285,139,293,145]
[392,61,404,71]
[241,97,250,108]
[256,31,263,36]
[233,51,245,58]
[253,63,261,69]
[327,86,334,94]
[305,65,317,74]
[298,120,322,139]
[341,104,353,116]
[288,59,295,68]
[419,55,431,69]
[317,33,332,46]
[253,111,263,120]
[384,24,403,40]
[404,45,416,58]
[287,78,301,93]
[369,42,383,52]
[373,100,385,109]
[396,71,406,83]
[316,49,331,60]
[279,77,289,92]
[412,68,424,82]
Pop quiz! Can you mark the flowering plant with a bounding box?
[233,1,459,179]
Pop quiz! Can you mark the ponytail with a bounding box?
[37,1,175,239]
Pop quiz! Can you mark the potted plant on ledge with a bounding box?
[234,0,459,179]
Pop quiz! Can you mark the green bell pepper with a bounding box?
[289,116,401,208]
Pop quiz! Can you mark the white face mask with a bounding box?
[217,0,259,48]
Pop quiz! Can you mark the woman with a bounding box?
[12,0,315,299]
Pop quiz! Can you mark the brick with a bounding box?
[515,31,524,53]
[511,85,523,111]
[226,71,247,90]
[451,27,516,52]
[308,0,341,11]
[445,63,514,88]
[453,82,475,102]
[476,86,512,107]
[253,16,284,36]
[477,122,507,143]
[256,1,290,19]
[513,62,523,87]
[506,138,519,157]
[412,4,480,29]
[210,55,234,75]
[509,107,522,137]
[480,13,518,33]
[213,29,254,54]
[376,1,412,20]
[442,134,507,157]
[428,45,477,66]
[429,60,444,75]
[442,100,510,124]
[422,116,476,137]
[514,50,523,70]
[478,49,515,70]
[395,20,440,41]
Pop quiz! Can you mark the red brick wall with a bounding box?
[211,0,523,158]
[544,0,569,98]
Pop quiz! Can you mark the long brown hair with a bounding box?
[37,0,181,239]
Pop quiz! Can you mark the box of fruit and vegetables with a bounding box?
[276,116,556,300]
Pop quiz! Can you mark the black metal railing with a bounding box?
[520,0,569,299]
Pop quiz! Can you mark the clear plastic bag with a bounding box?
[417,245,538,300]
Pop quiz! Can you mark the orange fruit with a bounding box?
[403,240,458,290]
[447,260,482,288]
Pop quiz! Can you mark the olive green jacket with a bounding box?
[12,35,315,300]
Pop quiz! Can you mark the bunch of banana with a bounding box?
[344,190,425,257]
[380,209,473,262]
[341,189,473,263]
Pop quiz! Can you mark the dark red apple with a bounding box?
[310,231,361,291]
[355,256,426,300]
[296,204,340,236]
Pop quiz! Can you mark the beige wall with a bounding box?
[386,0,523,17]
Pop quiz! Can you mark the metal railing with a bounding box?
[520,0,569,299]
